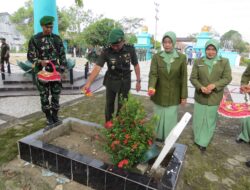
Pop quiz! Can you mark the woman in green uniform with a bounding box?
[148,31,187,141]
[238,64,250,167]
[237,63,250,144]
[190,39,232,151]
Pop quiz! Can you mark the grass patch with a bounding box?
[0,91,250,190]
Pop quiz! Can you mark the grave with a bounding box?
[18,114,190,190]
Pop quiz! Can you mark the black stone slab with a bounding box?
[72,160,88,185]
[57,154,72,179]
[18,118,187,190]
[43,149,57,173]
[30,146,44,167]
[18,142,31,163]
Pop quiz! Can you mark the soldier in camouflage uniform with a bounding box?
[1,38,10,75]
[27,16,67,129]
[83,28,141,121]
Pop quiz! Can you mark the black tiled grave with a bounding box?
[43,150,57,173]
[30,146,44,167]
[18,117,187,190]
[72,160,88,185]
[57,154,72,179]
[106,171,126,190]
[18,142,31,163]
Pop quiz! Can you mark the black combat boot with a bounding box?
[246,161,250,168]
[51,109,62,127]
[43,110,54,132]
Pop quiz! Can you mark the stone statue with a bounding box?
[142,26,148,33]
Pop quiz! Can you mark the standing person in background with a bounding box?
[187,48,193,65]
[196,49,202,59]
[148,31,187,141]
[27,16,67,131]
[83,28,141,122]
[0,38,10,75]
[238,63,250,168]
[192,50,196,64]
[190,39,232,152]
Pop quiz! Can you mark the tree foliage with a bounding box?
[75,0,83,7]
[220,30,248,53]
[125,34,137,44]
[10,0,33,49]
[82,18,122,46]
[10,0,71,49]
[119,17,144,34]
[66,6,102,34]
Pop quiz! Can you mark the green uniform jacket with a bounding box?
[27,32,67,73]
[190,57,232,105]
[148,52,187,106]
[241,63,250,85]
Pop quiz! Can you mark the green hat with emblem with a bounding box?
[40,16,55,26]
[108,28,125,44]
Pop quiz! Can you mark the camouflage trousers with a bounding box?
[1,57,10,73]
[36,79,62,112]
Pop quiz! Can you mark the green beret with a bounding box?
[108,28,124,44]
[40,16,55,26]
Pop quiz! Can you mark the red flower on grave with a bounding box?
[132,143,138,150]
[125,134,130,139]
[118,159,129,168]
[105,121,113,129]
[123,139,128,145]
[148,139,153,146]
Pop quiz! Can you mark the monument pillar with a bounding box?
[33,0,59,34]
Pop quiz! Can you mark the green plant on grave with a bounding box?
[103,95,155,169]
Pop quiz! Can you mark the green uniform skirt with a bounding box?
[154,104,178,141]
[193,102,218,147]
[238,118,250,142]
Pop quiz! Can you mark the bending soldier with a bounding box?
[83,28,141,121]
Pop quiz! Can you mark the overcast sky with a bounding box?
[1,0,250,42]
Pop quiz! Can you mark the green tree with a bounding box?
[82,18,122,46]
[220,30,248,53]
[57,8,70,37]
[66,6,102,34]
[75,0,83,7]
[125,34,137,44]
[10,0,33,50]
[119,17,144,34]
[10,0,71,49]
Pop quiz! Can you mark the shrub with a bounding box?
[103,95,155,168]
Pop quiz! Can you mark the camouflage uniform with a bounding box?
[97,44,138,121]
[27,32,67,123]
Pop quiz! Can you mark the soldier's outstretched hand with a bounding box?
[136,82,141,92]
[40,60,49,67]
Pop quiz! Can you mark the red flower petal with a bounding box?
[105,121,113,129]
